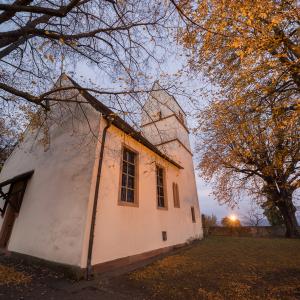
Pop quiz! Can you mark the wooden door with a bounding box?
[0,204,16,248]
[0,181,27,248]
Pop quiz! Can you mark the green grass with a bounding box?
[122,237,300,299]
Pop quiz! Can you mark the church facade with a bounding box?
[0,76,203,276]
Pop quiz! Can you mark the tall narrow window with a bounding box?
[120,148,137,204]
[172,183,180,208]
[191,206,196,223]
[156,166,166,208]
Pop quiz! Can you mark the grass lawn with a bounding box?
[116,236,300,299]
[0,236,300,299]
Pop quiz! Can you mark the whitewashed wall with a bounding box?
[141,115,191,152]
[0,78,203,269]
[89,122,203,266]
[142,82,187,126]
[0,102,100,267]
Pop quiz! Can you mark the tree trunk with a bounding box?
[276,196,299,238]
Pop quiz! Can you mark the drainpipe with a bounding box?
[86,116,113,279]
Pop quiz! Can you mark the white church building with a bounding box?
[0,76,203,277]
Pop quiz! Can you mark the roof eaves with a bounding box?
[66,77,183,169]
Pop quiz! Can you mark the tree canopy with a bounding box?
[175,0,299,111]
[173,0,300,237]
[0,1,179,119]
[196,94,299,236]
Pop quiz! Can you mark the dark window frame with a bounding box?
[172,182,180,208]
[191,206,196,223]
[156,165,168,210]
[118,146,139,207]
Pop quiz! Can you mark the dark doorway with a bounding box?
[0,171,33,249]
[0,200,16,248]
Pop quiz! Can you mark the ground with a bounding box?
[0,237,300,299]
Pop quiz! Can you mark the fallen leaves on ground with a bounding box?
[126,237,300,299]
[0,264,31,285]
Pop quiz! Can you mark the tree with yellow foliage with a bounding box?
[196,96,299,237]
[173,0,299,111]
[172,0,300,237]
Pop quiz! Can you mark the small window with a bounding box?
[172,182,180,208]
[191,206,196,223]
[156,166,166,208]
[162,231,167,241]
[120,148,137,204]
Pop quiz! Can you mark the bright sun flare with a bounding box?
[229,215,237,221]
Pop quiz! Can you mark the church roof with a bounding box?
[67,77,183,169]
